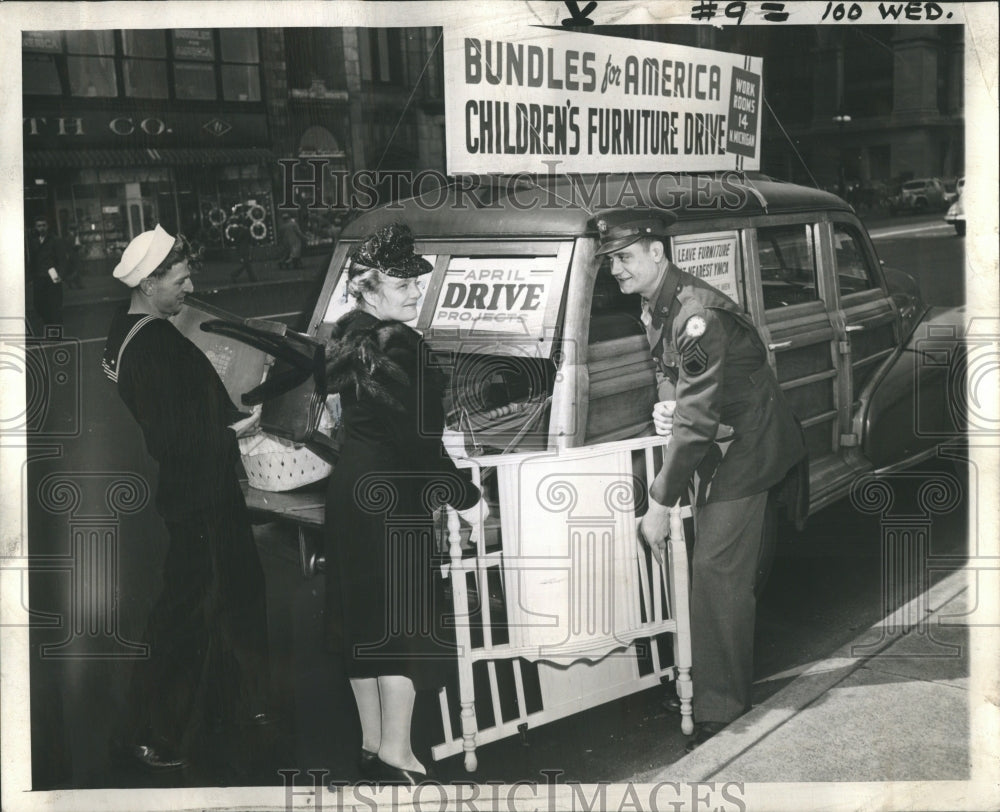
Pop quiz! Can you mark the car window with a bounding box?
[757,224,820,309]
[833,224,879,296]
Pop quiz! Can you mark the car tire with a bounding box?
[955,222,965,237]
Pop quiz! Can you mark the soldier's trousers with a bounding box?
[690,491,768,724]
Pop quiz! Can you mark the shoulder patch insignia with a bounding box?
[684,315,707,339]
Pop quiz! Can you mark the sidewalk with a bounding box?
[635,565,990,788]
[60,250,329,310]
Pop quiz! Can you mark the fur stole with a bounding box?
[324,310,420,412]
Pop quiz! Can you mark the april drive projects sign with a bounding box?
[430,257,556,338]
[445,27,763,174]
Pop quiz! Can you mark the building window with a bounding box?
[122,29,166,57]
[23,28,261,103]
[22,32,63,95]
[172,29,215,60]
[22,51,62,95]
[172,29,217,100]
[220,29,261,101]
[123,59,169,98]
[174,61,217,100]
[365,29,404,84]
[222,65,261,101]
[64,30,115,56]
[285,29,346,91]
[122,29,168,98]
[65,30,117,97]
[67,56,117,97]
[220,29,259,63]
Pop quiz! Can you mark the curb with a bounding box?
[638,565,971,782]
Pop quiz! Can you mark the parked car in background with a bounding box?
[945,188,965,236]
[889,177,948,213]
[944,176,965,206]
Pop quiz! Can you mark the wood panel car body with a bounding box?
[313,172,966,518]
[275,172,967,766]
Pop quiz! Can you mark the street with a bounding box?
[866,213,966,308]
[23,212,969,788]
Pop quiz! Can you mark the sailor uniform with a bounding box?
[103,306,269,751]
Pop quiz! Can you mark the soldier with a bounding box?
[592,208,805,751]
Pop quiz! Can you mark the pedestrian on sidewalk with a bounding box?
[102,225,271,774]
[26,215,66,327]
[62,225,85,289]
[229,216,257,282]
[277,212,305,269]
[592,208,806,753]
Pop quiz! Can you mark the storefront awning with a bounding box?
[25,147,276,169]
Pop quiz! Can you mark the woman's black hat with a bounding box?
[348,223,433,278]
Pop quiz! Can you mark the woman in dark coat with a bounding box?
[324,223,486,784]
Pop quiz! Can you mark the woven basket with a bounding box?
[239,395,340,491]
[240,435,332,491]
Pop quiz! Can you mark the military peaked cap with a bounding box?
[591,208,677,256]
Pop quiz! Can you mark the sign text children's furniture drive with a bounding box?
[445,27,763,174]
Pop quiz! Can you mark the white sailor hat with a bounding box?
[113,225,177,287]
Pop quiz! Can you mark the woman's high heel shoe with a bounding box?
[358,748,379,779]
[374,757,436,786]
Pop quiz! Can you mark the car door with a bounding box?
[743,218,857,510]
[819,218,900,450]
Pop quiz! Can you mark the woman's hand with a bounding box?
[441,428,468,462]
[230,410,261,438]
[454,499,491,545]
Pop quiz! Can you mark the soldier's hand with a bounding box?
[639,498,672,566]
[652,400,676,437]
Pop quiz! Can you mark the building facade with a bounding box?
[23,28,277,261]
[599,23,964,191]
[438,23,964,191]
[22,23,964,267]
[21,25,446,264]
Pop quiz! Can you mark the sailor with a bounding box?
[102,226,270,772]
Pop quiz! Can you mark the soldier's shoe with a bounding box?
[684,721,727,753]
[661,687,681,713]
[115,741,188,772]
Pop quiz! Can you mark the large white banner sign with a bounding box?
[445,27,763,175]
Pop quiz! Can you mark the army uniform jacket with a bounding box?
[645,262,804,507]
